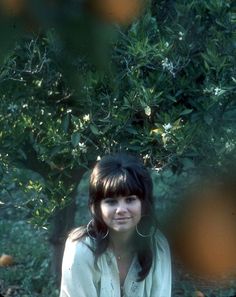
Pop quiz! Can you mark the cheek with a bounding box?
[100,204,111,220]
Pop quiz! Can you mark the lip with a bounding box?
[114,217,131,221]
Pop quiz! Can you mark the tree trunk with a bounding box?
[21,146,89,286]
[49,195,76,286]
[49,169,86,287]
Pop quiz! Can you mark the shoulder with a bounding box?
[61,234,100,290]
[153,229,171,259]
[154,229,169,248]
[63,234,95,268]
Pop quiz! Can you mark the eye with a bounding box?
[126,196,138,203]
[103,198,117,205]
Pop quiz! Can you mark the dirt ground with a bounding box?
[172,259,236,297]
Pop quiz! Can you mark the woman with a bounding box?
[60,153,171,297]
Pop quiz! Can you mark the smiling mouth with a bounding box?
[114,217,131,221]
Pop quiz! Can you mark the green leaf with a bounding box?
[71,132,80,147]
[90,124,100,135]
[180,109,193,116]
[125,127,138,135]
[140,99,146,108]
[61,114,70,133]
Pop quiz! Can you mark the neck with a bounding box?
[109,230,135,253]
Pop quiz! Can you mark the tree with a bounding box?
[0,0,235,285]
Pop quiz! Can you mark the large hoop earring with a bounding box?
[86,219,109,240]
[136,216,156,238]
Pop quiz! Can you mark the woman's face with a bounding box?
[100,195,142,234]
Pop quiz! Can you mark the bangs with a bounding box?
[96,171,144,200]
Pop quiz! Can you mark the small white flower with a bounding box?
[178,31,184,40]
[79,142,85,147]
[36,80,42,87]
[72,149,78,157]
[214,87,221,96]
[8,104,18,112]
[83,114,90,122]
[145,106,151,116]
[163,123,172,131]
[161,58,175,77]
[78,142,87,153]
[225,141,235,151]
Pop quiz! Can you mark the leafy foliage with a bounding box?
[0,0,235,237]
[0,219,58,297]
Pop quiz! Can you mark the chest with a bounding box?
[99,251,144,297]
[116,256,133,286]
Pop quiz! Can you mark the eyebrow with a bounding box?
[104,195,138,199]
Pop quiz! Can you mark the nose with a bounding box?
[116,201,128,214]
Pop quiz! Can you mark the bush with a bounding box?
[0,219,58,297]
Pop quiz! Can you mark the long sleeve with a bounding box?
[59,237,99,297]
[151,231,172,297]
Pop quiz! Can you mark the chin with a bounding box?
[113,226,135,233]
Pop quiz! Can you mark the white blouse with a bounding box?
[60,230,171,297]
